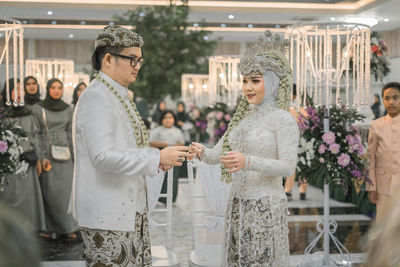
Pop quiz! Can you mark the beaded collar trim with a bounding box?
[95,74,149,148]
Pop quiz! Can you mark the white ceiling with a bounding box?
[0,0,399,42]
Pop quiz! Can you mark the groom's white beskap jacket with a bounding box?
[70,72,160,231]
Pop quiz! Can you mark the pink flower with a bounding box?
[0,141,8,153]
[345,135,356,145]
[322,132,336,145]
[224,114,231,122]
[338,153,351,167]
[319,158,325,163]
[318,144,327,154]
[358,145,366,156]
[329,143,340,154]
[215,111,224,120]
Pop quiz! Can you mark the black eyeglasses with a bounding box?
[109,53,144,68]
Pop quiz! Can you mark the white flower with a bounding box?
[307,160,311,167]
[300,157,306,165]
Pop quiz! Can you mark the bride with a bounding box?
[190,31,299,266]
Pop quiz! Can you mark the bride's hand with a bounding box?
[188,142,204,160]
[220,151,246,173]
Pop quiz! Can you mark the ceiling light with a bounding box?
[193,23,199,27]
[51,21,57,25]
[228,14,235,20]
[188,83,194,89]
[384,18,389,22]
[344,17,378,27]
[202,84,208,89]
[47,11,53,15]
[68,33,74,39]
[80,21,86,25]
[248,24,253,28]
[220,23,226,28]
[330,17,336,21]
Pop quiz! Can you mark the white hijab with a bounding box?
[255,70,280,107]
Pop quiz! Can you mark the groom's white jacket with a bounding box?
[70,72,160,231]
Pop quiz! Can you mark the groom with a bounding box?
[70,26,189,266]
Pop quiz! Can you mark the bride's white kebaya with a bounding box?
[191,31,299,267]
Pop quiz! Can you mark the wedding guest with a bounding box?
[0,79,46,235]
[72,82,87,107]
[152,99,166,125]
[0,202,41,267]
[367,185,400,267]
[32,78,78,241]
[150,110,185,204]
[371,93,382,120]
[24,76,41,107]
[367,82,400,223]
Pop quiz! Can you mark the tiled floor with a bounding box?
[40,179,373,267]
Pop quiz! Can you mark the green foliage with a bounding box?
[117,3,217,103]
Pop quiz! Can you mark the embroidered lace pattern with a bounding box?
[202,103,299,267]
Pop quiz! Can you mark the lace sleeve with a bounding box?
[201,137,223,165]
[247,114,299,177]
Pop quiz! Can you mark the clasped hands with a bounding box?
[188,142,246,173]
[159,145,191,172]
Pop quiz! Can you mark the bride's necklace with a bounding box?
[95,74,149,148]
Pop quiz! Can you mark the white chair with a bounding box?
[187,161,230,267]
[148,169,179,267]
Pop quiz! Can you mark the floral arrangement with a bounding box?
[0,120,28,191]
[189,102,233,144]
[296,101,369,194]
[371,31,390,82]
[204,102,233,145]
[189,107,209,143]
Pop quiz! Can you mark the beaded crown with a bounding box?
[239,30,290,77]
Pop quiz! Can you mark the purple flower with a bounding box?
[318,144,327,154]
[224,114,231,122]
[345,135,356,145]
[0,141,8,153]
[322,132,336,145]
[357,145,366,156]
[329,143,340,154]
[338,153,351,167]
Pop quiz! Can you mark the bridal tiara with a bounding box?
[239,30,291,78]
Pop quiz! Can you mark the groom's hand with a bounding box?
[160,146,189,167]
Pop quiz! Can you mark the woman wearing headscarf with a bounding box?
[32,78,78,241]
[0,78,46,235]
[72,82,87,107]
[371,93,382,119]
[190,31,299,266]
[151,99,166,125]
[24,76,41,107]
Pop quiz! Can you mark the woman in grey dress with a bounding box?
[32,78,78,239]
[24,76,41,108]
[0,78,46,233]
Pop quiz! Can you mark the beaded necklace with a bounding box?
[95,74,149,148]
